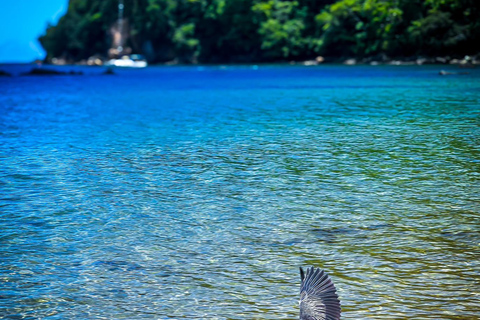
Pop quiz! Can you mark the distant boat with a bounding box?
[106,0,148,68]
[105,54,147,68]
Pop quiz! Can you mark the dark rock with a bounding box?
[24,68,65,75]
[103,67,115,75]
[0,70,12,77]
[22,68,83,76]
[439,70,470,75]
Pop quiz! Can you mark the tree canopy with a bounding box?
[39,0,480,63]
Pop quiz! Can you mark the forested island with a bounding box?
[39,0,480,64]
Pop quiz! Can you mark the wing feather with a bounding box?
[299,267,341,320]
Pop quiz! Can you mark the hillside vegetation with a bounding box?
[39,0,480,63]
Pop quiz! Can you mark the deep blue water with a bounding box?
[0,64,479,319]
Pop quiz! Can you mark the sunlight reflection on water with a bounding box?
[0,65,479,319]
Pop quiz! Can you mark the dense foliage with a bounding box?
[39,0,480,63]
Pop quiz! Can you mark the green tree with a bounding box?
[315,0,402,58]
[38,0,480,63]
[253,1,309,60]
[407,0,480,56]
[194,0,262,63]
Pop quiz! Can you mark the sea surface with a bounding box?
[0,64,479,319]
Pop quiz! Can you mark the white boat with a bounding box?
[105,54,148,68]
[105,1,148,68]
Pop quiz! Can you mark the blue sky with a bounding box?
[0,0,67,63]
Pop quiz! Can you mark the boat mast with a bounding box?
[117,0,124,54]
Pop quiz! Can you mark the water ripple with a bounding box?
[0,65,479,319]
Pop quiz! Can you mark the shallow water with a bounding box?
[0,64,479,319]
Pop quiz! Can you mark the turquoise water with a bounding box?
[0,65,479,319]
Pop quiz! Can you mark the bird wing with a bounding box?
[299,267,341,320]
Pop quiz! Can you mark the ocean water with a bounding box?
[0,64,479,319]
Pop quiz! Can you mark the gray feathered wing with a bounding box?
[299,267,341,320]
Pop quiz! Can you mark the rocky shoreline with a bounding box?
[1,55,477,78]
[44,54,479,68]
[299,54,480,67]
